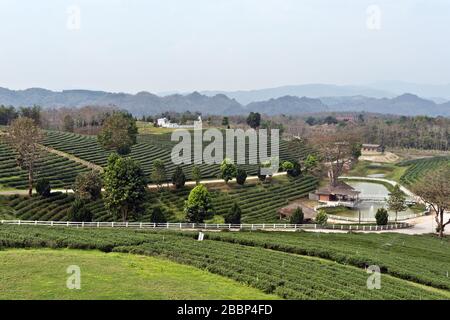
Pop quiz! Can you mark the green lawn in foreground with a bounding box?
[0,249,278,300]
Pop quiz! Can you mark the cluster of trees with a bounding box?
[360,116,450,151]
[0,105,42,126]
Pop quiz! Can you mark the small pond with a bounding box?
[328,181,421,220]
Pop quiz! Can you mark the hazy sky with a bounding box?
[0,0,449,93]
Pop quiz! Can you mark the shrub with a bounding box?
[67,199,93,222]
[35,179,51,197]
[224,202,241,224]
[375,208,389,225]
[184,184,213,223]
[171,165,186,189]
[150,207,167,223]
[236,168,247,186]
[315,209,328,225]
[290,207,304,224]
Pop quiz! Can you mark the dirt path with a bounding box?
[38,144,103,172]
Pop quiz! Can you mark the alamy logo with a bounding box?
[170,121,280,175]
[66,265,81,290]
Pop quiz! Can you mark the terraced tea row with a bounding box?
[0,176,318,223]
[0,141,89,190]
[43,131,314,182]
[400,156,450,185]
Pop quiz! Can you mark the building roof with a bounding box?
[316,181,360,197]
[362,143,381,148]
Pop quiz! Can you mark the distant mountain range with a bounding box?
[1,86,450,117]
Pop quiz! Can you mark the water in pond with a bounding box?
[335,181,417,220]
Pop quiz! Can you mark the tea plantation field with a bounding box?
[0,140,89,190]
[0,225,448,300]
[399,156,450,185]
[42,130,313,182]
[0,176,318,223]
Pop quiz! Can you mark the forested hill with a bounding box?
[0,87,449,117]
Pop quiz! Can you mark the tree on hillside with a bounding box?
[387,184,407,222]
[192,165,201,185]
[312,132,360,187]
[225,202,241,224]
[172,165,186,189]
[73,170,103,201]
[236,168,247,186]
[36,178,51,197]
[222,116,230,128]
[184,184,213,223]
[63,115,75,132]
[150,207,167,223]
[103,153,147,222]
[20,105,41,126]
[303,154,319,174]
[8,117,44,196]
[290,207,304,224]
[68,199,93,222]
[246,112,261,129]
[151,159,167,189]
[412,166,450,237]
[220,159,237,184]
[0,105,18,125]
[351,143,363,160]
[97,112,138,155]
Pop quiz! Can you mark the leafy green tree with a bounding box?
[290,207,304,224]
[184,184,213,223]
[224,202,241,224]
[304,154,318,174]
[73,170,103,201]
[172,165,186,189]
[150,207,167,223]
[103,153,147,222]
[8,117,44,196]
[246,112,261,129]
[315,210,328,225]
[0,105,18,125]
[97,112,138,155]
[387,184,407,222]
[351,143,363,160]
[36,178,51,197]
[236,168,247,186]
[220,159,237,184]
[375,208,389,226]
[281,161,294,172]
[63,115,75,132]
[20,105,41,126]
[151,159,167,189]
[192,165,201,185]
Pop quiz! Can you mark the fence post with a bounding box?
[18,220,21,226]
[126,222,129,228]
[140,222,142,229]
[51,221,54,226]
[67,221,69,227]
[111,222,114,228]
[34,220,37,225]
[97,222,100,228]
[82,222,85,228]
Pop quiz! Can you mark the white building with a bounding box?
[156,116,201,129]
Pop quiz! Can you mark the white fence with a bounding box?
[0,220,411,232]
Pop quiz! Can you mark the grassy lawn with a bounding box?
[347,161,408,182]
[0,249,278,300]
[136,121,178,134]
